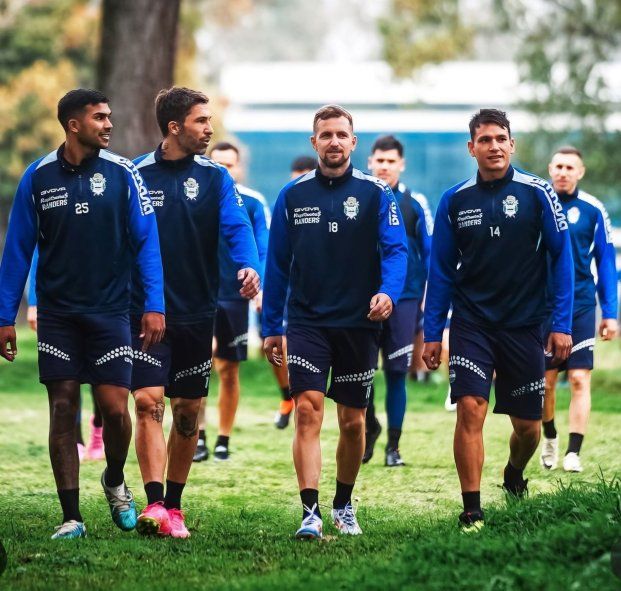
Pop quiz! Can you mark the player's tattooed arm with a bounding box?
[151,396,165,423]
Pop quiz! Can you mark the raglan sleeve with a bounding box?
[27,247,39,306]
[125,164,165,314]
[0,162,39,325]
[251,194,270,281]
[423,191,458,343]
[412,193,433,275]
[592,203,617,319]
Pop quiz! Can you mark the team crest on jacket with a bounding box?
[184,178,199,200]
[343,196,359,220]
[89,173,106,196]
[567,207,580,224]
[502,195,518,218]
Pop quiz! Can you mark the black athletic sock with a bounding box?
[543,419,557,439]
[387,428,402,450]
[164,480,186,510]
[198,429,206,442]
[104,456,126,487]
[58,488,83,523]
[300,488,321,518]
[281,386,292,401]
[215,435,229,449]
[333,480,354,509]
[461,491,481,513]
[504,461,524,487]
[567,433,584,455]
[145,481,165,505]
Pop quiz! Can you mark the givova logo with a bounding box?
[389,201,400,226]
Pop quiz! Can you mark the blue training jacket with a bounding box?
[547,188,617,319]
[261,164,408,336]
[218,184,270,302]
[393,182,433,301]
[424,165,574,342]
[0,145,164,325]
[132,146,260,323]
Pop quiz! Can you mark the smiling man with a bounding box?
[0,88,165,539]
[540,146,618,473]
[262,105,408,539]
[422,108,574,532]
[130,87,260,538]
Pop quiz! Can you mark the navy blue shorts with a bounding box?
[415,302,424,335]
[214,300,249,362]
[544,307,595,371]
[379,298,418,373]
[286,325,380,409]
[37,311,132,388]
[130,316,214,399]
[448,317,545,420]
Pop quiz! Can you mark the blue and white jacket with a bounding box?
[424,165,574,342]
[218,184,270,302]
[0,145,164,324]
[393,182,433,301]
[262,164,408,336]
[547,188,617,319]
[132,146,260,323]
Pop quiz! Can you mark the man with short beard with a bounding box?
[262,105,408,539]
[0,88,165,539]
[131,87,260,538]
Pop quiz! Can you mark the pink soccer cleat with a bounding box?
[168,508,191,539]
[136,502,171,536]
[86,415,105,460]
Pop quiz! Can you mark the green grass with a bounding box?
[1,331,621,590]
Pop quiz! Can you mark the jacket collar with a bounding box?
[154,143,196,170]
[557,187,579,202]
[476,165,514,191]
[57,143,100,173]
[315,163,353,187]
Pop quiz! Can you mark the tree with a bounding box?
[97,0,181,157]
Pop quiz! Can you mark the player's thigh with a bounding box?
[566,307,596,371]
[130,314,172,393]
[214,300,249,362]
[285,325,331,396]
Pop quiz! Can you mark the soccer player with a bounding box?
[0,89,165,539]
[131,87,260,538]
[193,140,269,462]
[540,146,618,472]
[363,135,432,466]
[422,108,574,532]
[263,105,408,538]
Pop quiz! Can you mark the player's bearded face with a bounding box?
[178,104,214,156]
[75,103,113,150]
[312,117,357,169]
[548,153,585,195]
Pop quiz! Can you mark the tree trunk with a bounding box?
[97,0,181,158]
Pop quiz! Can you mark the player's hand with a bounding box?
[253,290,263,314]
[599,318,618,341]
[545,332,572,367]
[422,341,442,370]
[238,268,260,300]
[0,326,17,362]
[263,335,283,367]
[140,312,166,352]
[27,306,37,332]
[368,293,393,322]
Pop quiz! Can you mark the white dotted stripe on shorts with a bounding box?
[38,342,71,361]
[571,338,595,354]
[227,333,248,348]
[174,360,212,382]
[286,355,322,374]
[449,355,486,380]
[132,350,162,367]
[510,378,545,398]
[333,369,375,383]
[387,344,413,360]
[95,346,134,366]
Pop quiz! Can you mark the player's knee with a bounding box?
[340,413,365,438]
[172,403,199,437]
[50,397,79,425]
[295,399,320,430]
[568,370,590,393]
[134,390,162,419]
[513,419,540,441]
[217,361,239,384]
[456,396,486,428]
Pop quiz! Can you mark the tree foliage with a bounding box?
[379,0,472,77]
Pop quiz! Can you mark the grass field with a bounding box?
[1,330,621,590]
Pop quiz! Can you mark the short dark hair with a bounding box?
[154,86,209,137]
[57,88,109,131]
[468,108,511,139]
[290,155,316,172]
[210,141,239,157]
[553,145,583,160]
[313,104,353,133]
[371,135,404,157]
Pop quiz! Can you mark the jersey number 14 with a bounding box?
[489,225,500,237]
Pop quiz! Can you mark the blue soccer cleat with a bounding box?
[101,470,137,531]
[51,520,87,540]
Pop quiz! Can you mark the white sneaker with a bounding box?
[445,388,457,412]
[563,452,583,472]
[295,504,323,539]
[540,436,559,470]
[332,502,362,535]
